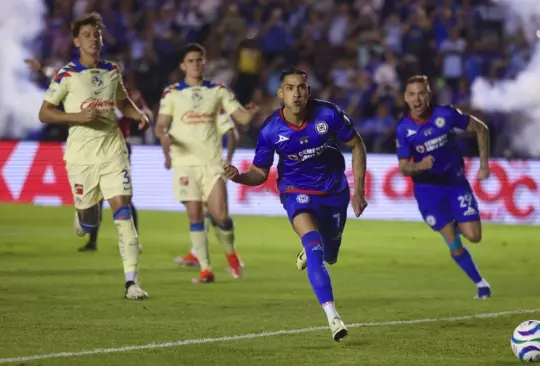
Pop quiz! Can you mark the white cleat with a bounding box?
[330,317,348,342]
[125,283,148,300]
[73,211,86,237]
[296,248,307,271]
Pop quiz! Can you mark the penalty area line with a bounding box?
[1,308,538,364]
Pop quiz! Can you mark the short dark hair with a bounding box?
[180,43,206,63]
[71,12,104,38]
[279,66,308,83]
[406,75,430,88]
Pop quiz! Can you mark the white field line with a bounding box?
[1,308,538,364]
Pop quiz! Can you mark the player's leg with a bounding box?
[203,202,216,234]
[449,187,490,299]
[100,157,147,300]
[67,163,102,238]
[284,193,348,341]
[79,199,104,252]
[177,202,213,268]
[205,173,242,279]
[172,166,213,282]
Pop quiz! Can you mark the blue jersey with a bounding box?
[253,99,356,195]
[396,105,470,186]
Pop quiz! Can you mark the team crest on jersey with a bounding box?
[191,90,202,107]
[296,194,310,203]
[416,145,425,153]
[425,215,436,226]
[74,184,84,195]
[435,117,445,128]
[299,136,309,145]
[315,121,328,135]
[91,75,103,87]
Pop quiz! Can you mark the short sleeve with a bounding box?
[396,126,412,159]
[115,72,127,101]
[217,86,242,116]
[158,89,174,116]
[217,113,235,135]
[43,74,68,106]
[252,130,274,168]
[448,106,470,130]
[333,107,357,142]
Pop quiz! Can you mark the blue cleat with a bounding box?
[474,285,491,299]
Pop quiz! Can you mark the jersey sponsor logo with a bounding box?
[435,117,446,128]
[424,134,448,152]
[299,136,309,145]
[425,215,436,226]
[315,121,328,135]
[46,88,56,97]
[407,129,417,136]
[179,177,189,186]
[277,135,289,143]
[80,98,115,110]
[181,111,214,124]
[287,154,300,161]
[296,194,310,203]
[424,129,432,136]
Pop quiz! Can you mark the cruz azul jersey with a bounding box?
[158,80,240,166]
[396,105,471,186]
[44,59,127,164]
[253,99,357,194]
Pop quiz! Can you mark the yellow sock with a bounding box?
[190,222,210,270]
[115,216,140,282]
[214,219,235,254]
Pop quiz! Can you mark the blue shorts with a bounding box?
[281,190,350,264]
[414,184,481,231]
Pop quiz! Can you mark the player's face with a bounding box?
[404,82,431,116]
[181,51,205,79]
[74,25,103,57]
[278,75,309,114]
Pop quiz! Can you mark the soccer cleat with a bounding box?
[73,211,86,237]
[330,316,348,342]
[78,241,97,252]
[174,253,200,268]
[296,248,307,271]
[125,281,148,300]
[474,286,491,300]
[192,269,215,284]
[225,252,244,279]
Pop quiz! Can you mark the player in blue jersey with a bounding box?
[225,67,368,341]
[396,75,491,299]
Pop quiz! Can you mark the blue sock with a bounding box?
[302,231,334,304]
[113,206,132,221]
[216,218,233,231]
[444,234,483,284]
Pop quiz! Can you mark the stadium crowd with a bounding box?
[25,0,532,157]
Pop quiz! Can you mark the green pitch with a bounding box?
[0,204,538,365]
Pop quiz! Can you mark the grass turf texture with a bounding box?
[0,204,537,365]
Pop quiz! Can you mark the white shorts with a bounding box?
[173,165,224,202]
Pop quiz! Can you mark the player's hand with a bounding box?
[136,113,150,132]
[244,102,260,117]
[477,165,490,180]
[24,58,41,72]
[351,189,368,217]
[224,163,240,182]
[77,107,99,124]
[160,134,173,170]
[417,155,434,171]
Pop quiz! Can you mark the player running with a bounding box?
[38,13,149,300]
[225,67,368,341]
[396,75,491,299]
[155,43,259,283]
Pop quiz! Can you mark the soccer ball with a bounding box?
[512,320,540,362]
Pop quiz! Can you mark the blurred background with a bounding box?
[4,0,537,158]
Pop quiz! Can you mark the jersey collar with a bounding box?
[279,102,311,131]
[408,106,433,125]
[179,80,214,89]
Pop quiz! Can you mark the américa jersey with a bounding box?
[395,105,481,230]
[253,99,356,195]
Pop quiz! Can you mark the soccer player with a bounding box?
[395,75,491,299]
[224,67,368,341]
[78,61,153,252]
[38,13,150,300]
[175,111,239,268]
[155,43,259,283]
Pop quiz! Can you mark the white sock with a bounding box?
[125,271,137,283]
[190,248,197,257]
[476,279,490,288]
[322,301,339,322]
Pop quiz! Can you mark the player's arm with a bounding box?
[465,114,490,169]
[115,79,149,130]
[38,76,91,124]
[343,133,367,194]
[396,126,433,176]
[218,87,259,126]
[232,165,269,186]
[224,128,237,164]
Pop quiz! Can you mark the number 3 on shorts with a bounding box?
[122,169,131,185]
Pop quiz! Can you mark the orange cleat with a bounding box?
[225,252,244,279]
[174,252,200,268]
[192,269,215,284]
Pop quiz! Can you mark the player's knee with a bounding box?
[214,216,233,231]
[464,231,482,244]
[301,231,324,265]
[442,232,463,252]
